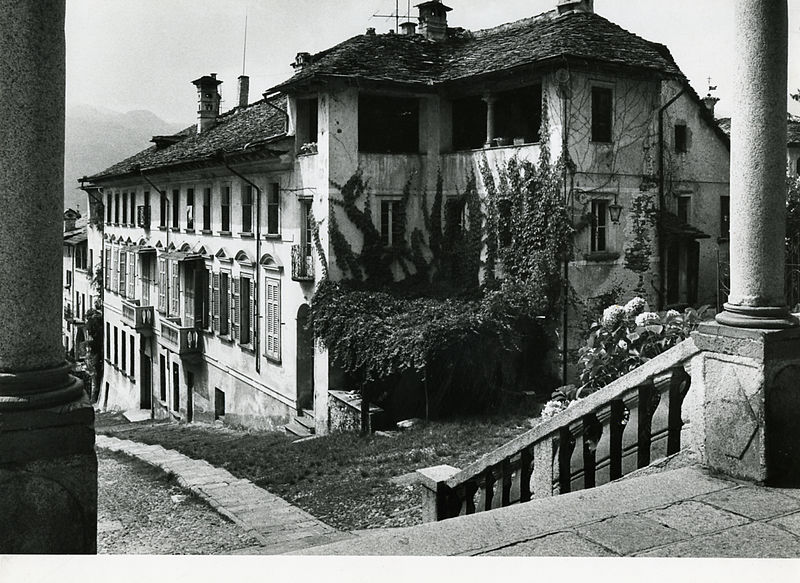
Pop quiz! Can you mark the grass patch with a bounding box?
[98,399,542,531]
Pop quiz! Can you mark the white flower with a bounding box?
[540,399,568,420]
[623,297,647,318]
[601,305,625,330]
[635,311,660,327]
[666,309,681,319]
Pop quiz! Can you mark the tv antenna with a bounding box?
[373,0,412,32]
[241,8,248,75]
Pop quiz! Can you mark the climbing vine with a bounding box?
[623,186,657,295]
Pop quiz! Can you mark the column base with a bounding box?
[715,303,798,329]
[690,323,800,486]
[0,393,97,554]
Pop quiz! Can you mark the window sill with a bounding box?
[170,227,180,233]
[297,151,318,158]
[201,229,213,235]
[158,226,167,231]
[241,345,255,354]
[219,335,234,344]
[184,228,196,234]
[263,233,282,240]
[219,230,232,237]
[583,251,620,262]
[240,232,254,239]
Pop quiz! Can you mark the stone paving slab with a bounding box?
[481,532,617,557]
[95,434,351,554]
[575,514,689,555]
[637,522,800,558]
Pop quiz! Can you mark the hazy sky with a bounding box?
[66,0,800,124]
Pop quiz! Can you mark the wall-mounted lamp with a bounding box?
[609,188,623,224]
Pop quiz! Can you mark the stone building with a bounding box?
[62,209,91,359]
[83,0,732,432]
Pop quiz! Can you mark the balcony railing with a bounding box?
[136,205,151,229]
[291,244,314,281]
[160,317,202,357]
[418,338,700,522]
[121,299,155,335]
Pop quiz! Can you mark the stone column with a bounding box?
[483,95,497,147]
[686,0,800,487]
[716,0,795,329]
[0,0,97,553]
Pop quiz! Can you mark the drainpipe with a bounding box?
[135,165,170,417]
[217,150,262,374]
[657,84,686,310]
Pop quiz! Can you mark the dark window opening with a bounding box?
[129,191,136,225]
[214,388,225,420]
[172,189,179,229]
[452,97,487,151]
[591,200,608,252]
[591,87,613,143]
[159,191,167,228]
[221,186,231,232]
[493,85,543,145]
[172,362,180,412]
[300,201,313,260]
[122,191,128,224]
[359,94,419,154]
[242,185,253,233]
[114,192,120,224]
[159,354,166,401]
[678,196,691,224]
[203,188,211,230]
[106,192,113,223]
[675,124,688,153]
[186,188,194,230]
[129,334,135,377]
[720,196,730,239]
[267,183,280,235]
[297,97,318,148]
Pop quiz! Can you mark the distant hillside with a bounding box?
[64,104,185,210]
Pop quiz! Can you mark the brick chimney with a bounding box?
[400,21,417,35]
[417,0,451,42]
[237,75,250,108]
[63,209,79,232]
[192,73,222,134]
[557,0,594,14]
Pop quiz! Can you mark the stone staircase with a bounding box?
[284,409,316,439]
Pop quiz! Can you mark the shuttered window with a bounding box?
[231,277,240,341]
[118,250,127,297]
[104,249,111,290]
[239,276,251,345]
[265,278,281,362]
[251,278,258,351]
[157,258,167,313]
[127,252,136,299]
[212,272,220,332]
[112,247,119,293]
[169,260,179,317]
[219,272,230,336]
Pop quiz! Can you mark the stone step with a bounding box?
[284,419,313,438]
[294,415,315,432]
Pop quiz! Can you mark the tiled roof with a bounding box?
[717,115,799,146]
[88,95,288,182]
[271,10,683,92]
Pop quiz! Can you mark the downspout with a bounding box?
[136,166,170,418]
[218,150,262,374]
[657,84,686,309]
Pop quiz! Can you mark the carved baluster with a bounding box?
[501,459,512,507]
[464,481,478,515]
[609,400,625,481]
[649,370,673,462]
[638,381,657,469]
[593,405,613,486]
[520,446,533,503]
[569,420,589,492]
[440,484,465,520]
[533,436,556,498]
[621,389,641,475]
[668,368,691,455]
[483,467,496,512]
[558,426,577,494]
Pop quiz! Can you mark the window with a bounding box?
[202,187,211,231]
[114,192,120,224]
[219,272,230,336]
[112,247,119,293]
[65,270,72,288]
[678,196,691,224]
[591,87,613,143]
[590,200,608,252]
[452,97,487,150]
[119,249,127,298]
[129,334,135,377]
[121,330,126,372]
[266,183,280,236]
[172,189,179,229]
[300,200,313,262]
[141,255,152,305]
[169,259,179,317]
[242,185,253,233]
[104,249,111,290]
[221,186,231,232]
[143,190,150,227]
[157,257,167,313]
[127,251,135,299]
[297,97,319,148]
[239,275,253,346]
[359,95,419,154]
[186,188,194,230]
[720,196,730,239]
[105,322,110,359]
[159,191,167,228]
[129,190,136,225]
[122,191,128,225]
[265,278,281,362]
[380,200,404,247]
[106,192,113,224]
[675,124,688,153]
[214,388,225,420]
[230,276,240,340]
[113,326,119,366]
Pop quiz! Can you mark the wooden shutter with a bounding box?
[112,247,119,293]
[170,260,180,316]
[220,272,230,336]
[128,252,136,299]
[104,250,111,290]
[231,277,240,341]
[157,258,166,313]
[118,250,126,297]
[212,272,220,332]
[265,279,281,361]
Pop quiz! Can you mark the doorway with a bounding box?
[296,304,314,412]
[140,354,152,410]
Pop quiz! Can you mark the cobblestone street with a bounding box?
[98,450,260,554]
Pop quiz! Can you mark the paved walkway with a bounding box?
[292,465,800,557]
[96,435,353,554]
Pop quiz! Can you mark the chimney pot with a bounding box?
[192,74,223,134]
[237,75,250,109]
[400,21,417,35]
[557,0,594,15]
[417,0,452,42]
[366,27,376,36]
[703,94,720,118]
[292,52,312,70]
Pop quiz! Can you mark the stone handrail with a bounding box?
[418,338,700,522]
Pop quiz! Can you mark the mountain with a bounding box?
[64,104,185,210]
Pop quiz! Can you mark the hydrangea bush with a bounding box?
[544,298,709,416]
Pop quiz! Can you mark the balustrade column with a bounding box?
[483,94,497,147]
[717,0,795,329]
[0,0,97,553]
